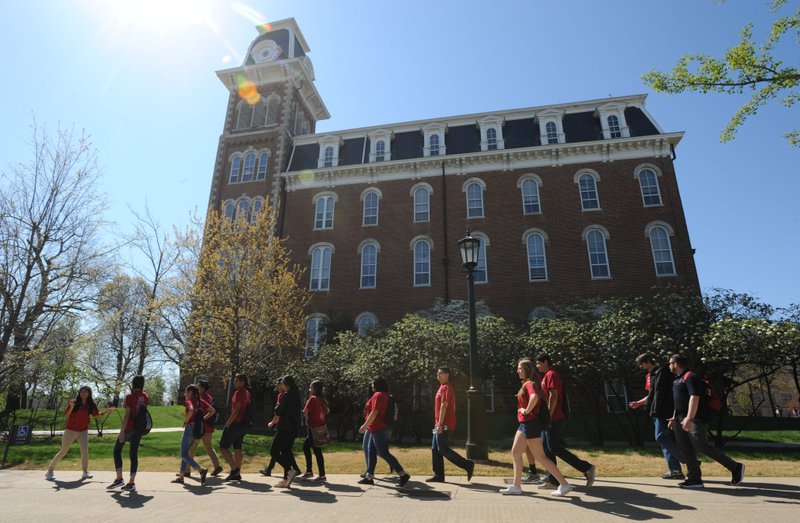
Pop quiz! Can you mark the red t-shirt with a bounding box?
[365,392,388,432]
[541,369,565,421]
[202,393,215,433]
[185,397,212,425]
[124,390,149,431]
[517,381,540,422]
[305,396,326,428]
[434,383,457,431]
[232,389,250,424]
[645,373,651,392]
[65,403,99,432]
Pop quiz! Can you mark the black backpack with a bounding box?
[385,395,398,427]
[193,400,205,438]
[242,395,253,428]
[133,403,152,435]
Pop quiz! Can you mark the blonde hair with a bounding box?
[516,358,534,399]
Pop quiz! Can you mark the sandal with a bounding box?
[171,477,185,484]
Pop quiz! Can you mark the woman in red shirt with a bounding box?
[302,380,330,481]
[357,376,410,487]
[171,384,214,486]
[45,386,113,481]
[500,358,572,497]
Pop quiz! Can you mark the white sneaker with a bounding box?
[275,479,290,488]
[552,483,574,497]
[81,472,93,480]
[584,464,596,487]
[500,485,522,495]
[45,471,55,481]
[286,468,298,486]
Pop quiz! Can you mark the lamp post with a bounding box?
[458,230,488,460]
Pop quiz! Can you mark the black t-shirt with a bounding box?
[672,370,709,423]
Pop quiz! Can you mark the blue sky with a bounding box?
[1,0,797,309]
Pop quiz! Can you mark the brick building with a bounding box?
[207,19,700,358]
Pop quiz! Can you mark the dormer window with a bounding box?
[323,146,334,167]
[536,109,566,145]
[375,141,386,161]
[429,134,440,156]
[368,130,393,162]
[608,115,622,138]
[317,137,342,168]
[487,128,498,150]
[477,116,504,152]
[595,102,631,139]
[545,122,558,144]
[422,123,447,157]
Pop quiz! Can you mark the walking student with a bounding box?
[261,377,284,476]
[302,380,329,481]
[500,359,573,497]
[108,375,148,492]
[46,386,114,481]
[271,375,302,488]
[358,376,411,487]
[536,353,596,489]
[172,385,213,486]
[628,353,684,479]
[668,354,745,489]
[184,380,223,477]
[220,374,251,482]
[426,367,475,483]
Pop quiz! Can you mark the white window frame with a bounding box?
[256,150,270,181]
[583,226,611,280]
[523,229,549,282]
[361,188,381,227]
[411,183,433,223]
[305,314,329,358]
[422,123,447,157]
[241,151,256,182]
[635,164,663,207]
[645,222,677,277]
[607,115,622,138]
[251,197,264,223]
[595,102,631,139]
[223,200,235,220]
[309,243,334,291]
[462,178,486,219]
[574,169,601,211]
[235,197,251,222]
[265,95,280,126]
[517,174,543,215]
[536,109,566,145]
[317,136,342,168]
[355,312,378,336]
[477,116,505,151]
[236,100,254,130]
[410,236,433,287]
[368,130,393,162]
[312,192,337,230]
[358,240,379,289]
[471,232,490,284]
[228,154,242,183]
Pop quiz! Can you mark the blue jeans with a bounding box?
[180,426,201,473]
[365,428,405,476]
[432,430,470,479]
[654,416,682,472]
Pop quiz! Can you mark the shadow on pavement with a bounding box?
[110,492,154,509]
[53,479,88,491]
[460,481,504,493]
[323,482,364,493]
[702,481,800,503]
[568,485,696,521]
[223,479,272,493]
[282,488,337,503]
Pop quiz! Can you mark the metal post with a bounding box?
[465,265,488,461]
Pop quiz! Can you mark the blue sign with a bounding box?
[10,425,32,445]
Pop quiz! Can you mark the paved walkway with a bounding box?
[1,471,797,522]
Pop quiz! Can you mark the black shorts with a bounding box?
[517,419,543,440]
[220,423,247,450]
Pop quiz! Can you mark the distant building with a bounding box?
[207,18,699,358]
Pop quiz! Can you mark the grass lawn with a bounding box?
[6,406,185,432]
[4,431,799,478]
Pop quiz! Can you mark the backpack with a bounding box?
[384,395,399,428]
[684,371,722,414]
[133,403,152,435]
[192,400,205,438]
[205,396,219,426]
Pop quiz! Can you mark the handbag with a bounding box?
[310,424,331,447]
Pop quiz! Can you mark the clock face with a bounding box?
[252,40,282,63]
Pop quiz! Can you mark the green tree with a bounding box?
[642,1,800,146]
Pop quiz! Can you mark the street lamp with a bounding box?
[458,230,488,460]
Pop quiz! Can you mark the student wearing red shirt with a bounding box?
[108,375,149,492]
[172,385,214,485]
[45,386,113,481]
[357,376,410,487]
[184,380,223,478]
[220,374,251,482]
[500,359,572,496]
[426,367,474,483]
[536,354,596,490]
[301,380,329,481]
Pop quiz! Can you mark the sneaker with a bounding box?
[260,468,272,477]
[357,477,374,485]
[121,483,136,492]
[301,471,314,479]
[224,469,241,482]
[584,465,596,487]
[538,481,557,490]
[286,468,298,486]
[500,485,522,495]
[200,468,208,486]
[313,475,327,482]
[662,470,685,480]
[45,471,55,481]
[522,472,541,484]
[466,460,475,482]
[552,483,574,497]
[211,466,224,477]
[81,472,93,480]
[425,475,445,483]
[678,479,704,489]
[107,478,124,489]
[731,463,745,486]
[171,477,185,484]
[359,472,367,479]
[398,473,411,487]
[275,479,290,488]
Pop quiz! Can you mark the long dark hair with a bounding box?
[310,380,329,415]
[74,386,97,414]
[281,375,298,392]
[371,376,389,393]
[186,384,200,401]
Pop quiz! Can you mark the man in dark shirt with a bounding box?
[668,354,744,489]
[628,353,683,479]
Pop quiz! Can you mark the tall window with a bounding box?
[586,229,610,279]
[251,99,266,127]
[413,239,431,286]
[414,186,430,222]
[649,226,676,276]
[265,97,279,125]
[310,246,332,291]
[545,121,558,144]
[579,174,600,210]
[251,198,263,223]
[608,115,622,138]
[229,156,241,183]
[486,128,498,150]
[305,316,327,358]
[236,199,250,222]
[473,236,488,283]
[429,134,440,156]
[256,152,269,181]
[323,146,334,167]
[375,140,386,162]
[314,196,335,229]
[521,178,541,214]
[466,182,484,218]
[363,190,379,226]
[526,233,548,281]
[638,168,662,206]
[242,152,256,182]
[236,103,253,130]
[224,201,235,220]
[360,243,377,288]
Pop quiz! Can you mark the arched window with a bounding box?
[486,128,498,150]
[251,98,266,127]
[305,315,327,358]
[323,146,334,167]
[529,307,556,320]
[466,182,484,218]
[521,178,541,214]
[638,168,662,206]
[545,121,558,144]
[236,199,250,222]
[649,226,676,276]
[355,312,378,336]
[265,96,279,125]
[413,186,430,222]
[429,134,440,156]
[363,190,379,226]
[256,152,269,181]
[413,239,431,286]
[236,102,253,130]
[525,232,548,281]
[310,246,332,291]
[579,173,600,210]
[360,243,378,288]
[607,115,622,138]
[375,140,386,162]
[586,229,611,279]
[472,233,489,284]
[223,201,235,220]
[251,198,263,223]
[314,195,335,229]
[242,152,256,182]
[229,156,241,183]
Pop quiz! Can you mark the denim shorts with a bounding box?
[517,419,543,439]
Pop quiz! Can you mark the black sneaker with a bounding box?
[731,463,745,486]
[260,468,272,477]
[107,478,124,489]
[224,469,241,482]
[200,468,208,486]
[121,483,136,492]
[425,476,445,483]
[398,473,411,487]
[357,477,374,485]
[466,460,475,482]
[678,479,704,489]
[211,466,224,477]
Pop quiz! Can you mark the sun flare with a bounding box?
[107,0,215,33]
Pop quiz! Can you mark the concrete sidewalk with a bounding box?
[1,471,798,522]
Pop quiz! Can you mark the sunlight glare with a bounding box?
[109,0,215,33]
